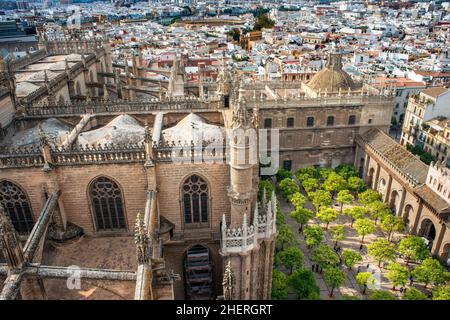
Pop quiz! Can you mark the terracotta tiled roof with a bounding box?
[358,128,428,185]
[422,87,449,98]
[414,185,450,214]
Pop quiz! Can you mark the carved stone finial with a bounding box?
[103,84,109,100]
[231,82,252,129]
[222,261,234,300]
[38,123,49,146]
[134,213,151,265]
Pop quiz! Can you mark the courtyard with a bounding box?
[268,165,450,300]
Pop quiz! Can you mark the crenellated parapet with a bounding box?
[221,190,277,254]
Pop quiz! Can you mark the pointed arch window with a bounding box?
[182,175,208,225]
[90,177,127,231]
[0,181,34,233]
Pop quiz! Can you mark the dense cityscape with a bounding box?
[0,0,449,304]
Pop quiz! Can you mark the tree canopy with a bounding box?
[287,268,321,300]
[354,218,376,245]
[369,290,398,300]
[398,236,430,264]
[386,262,409,290]
[316,207,339,230]
[358,189,382,205]
[342,249,363,270]
[290,207,314,232]
[324,266,346,297]
[271,269,288,300]
[304,225,324,248]
[276,247,304,275]
[309,189,333,212]
[367,239,398,267]
[279,178,299,199]
[311,244,340,269]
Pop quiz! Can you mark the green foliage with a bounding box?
[227,28,241,41]
[336,190,354,212]
[342,249,363,270]
[276,168,293,182]
[412,258,449,288]
[366,201,391,223]
[309,189,332,212]
[324,267,346,296]
[304,225,324,248]
[322,172,348,195]
[271,269,288,300]
[347,176,366,193]
[432,285,450,300]
[330,225,345,245]
[276,207,285,227]
[403,287,429,300]
[276,224,297,251]
[369,290,398,300]
[406,144,435,165]
[335,165,358,180]
[311,244,340,269]
[253,13,275,31]
[319,167,334,180]
[398,236,430,264]
[354,218,376,244]
[277,247,304,275]
[358,189,382,205]
[290,207,314,231]
[278,178,299,199]
[386,262,409,289]
[258,179,274,202]
[380,214,405,240]
[296,167,318,182]
[302,178,319,193]
[367,239,398,267]
[289,192,306,209]
[343,206,367,227]
[356,272,376,293]
[288,268,321,300]
[316,207,339,229]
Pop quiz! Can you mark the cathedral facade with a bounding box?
[0,39,397,300]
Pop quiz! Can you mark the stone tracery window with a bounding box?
[182,175,208,225]
[0,180,34,234]
[90,177,127,231]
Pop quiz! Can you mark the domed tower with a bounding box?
[302,51,358,98]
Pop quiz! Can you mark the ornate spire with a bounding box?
[134,213,151,265]
[231,82,252,129]
[144,121,152,144]
[103,84,109,100]
[38,123,49,146]
[222,261,234,300]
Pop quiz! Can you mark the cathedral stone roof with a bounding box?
[306,53,357,92]
[358,128,428,185]
[2,118,69,147]
[161,113,224,144]
[77,114,146,146]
